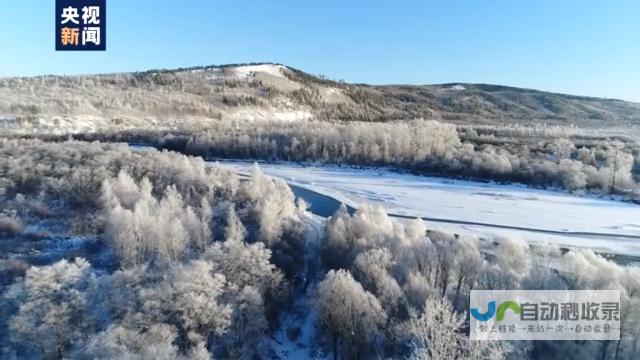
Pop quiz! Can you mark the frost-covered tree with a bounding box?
[8,258,94,358]
[407,296,464,360]
[242,164,297,246]
[352,248,403,313]
[563,249,640,359]
[449,235,485,309]
[224,205,246,242]
[183,197,213,252]
[205,236,286,299]
[323,203,395,270]
[491,236,532,289]
[407,297,509,360]
[226,286,269,358]
[102,174,219,266]
[73,323,193,360]
[139,260,231,340]
[314,269,387,359]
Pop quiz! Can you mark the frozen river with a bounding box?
[218,161,640,257]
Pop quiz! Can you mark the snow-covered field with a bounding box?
[218,161,640,257]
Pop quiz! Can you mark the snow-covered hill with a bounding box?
[2,62,640,134]
[0,64,348,134]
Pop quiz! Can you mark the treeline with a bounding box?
[313,204,640,359]
[66,120,640,200]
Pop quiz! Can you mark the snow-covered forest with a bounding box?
[0,139,307,358]
[1,139,639,359]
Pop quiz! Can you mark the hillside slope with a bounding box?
[1,63,639,134]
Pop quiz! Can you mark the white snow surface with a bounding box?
[232,64,287,79]
[218,161,640,256]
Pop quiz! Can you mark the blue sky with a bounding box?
[1,0,638,101]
